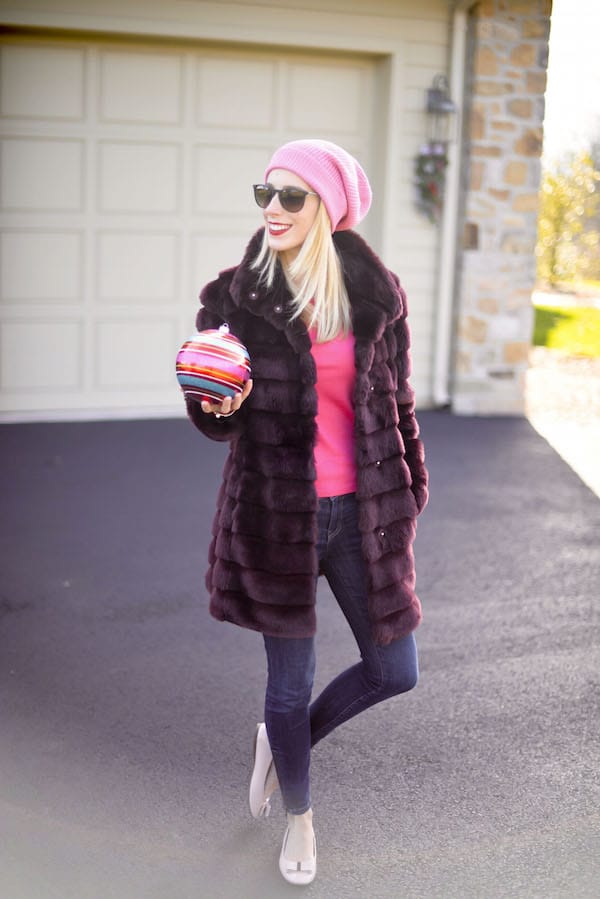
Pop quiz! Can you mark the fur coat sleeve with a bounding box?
[184,273,248,443]
[391,292,429,516]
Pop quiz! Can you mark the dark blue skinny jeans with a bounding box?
[263,493,419,815]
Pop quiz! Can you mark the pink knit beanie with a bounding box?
[264,139,372,232]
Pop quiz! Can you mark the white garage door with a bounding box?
[0,33,380,420]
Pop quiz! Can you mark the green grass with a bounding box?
[533,304,600,357]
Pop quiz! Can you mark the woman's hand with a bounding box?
[200,379,253,417]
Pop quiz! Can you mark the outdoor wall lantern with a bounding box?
[415,74,458,222]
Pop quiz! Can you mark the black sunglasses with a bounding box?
[253,183,319,213]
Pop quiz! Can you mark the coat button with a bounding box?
[248,291,258,301]
[274,304,283,314]
[379,529,386,538]
[369,385,375,392]
[375,460,382,467]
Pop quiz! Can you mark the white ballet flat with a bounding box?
[249,722,279,818]
[278,814,317,886]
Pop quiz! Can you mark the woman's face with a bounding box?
[260,168,321,263]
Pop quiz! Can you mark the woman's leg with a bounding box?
[310,493,419,746]
[263,633,315,814]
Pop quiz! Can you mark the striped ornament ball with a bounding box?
[176,324,251,404]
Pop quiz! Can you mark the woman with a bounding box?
[185,139,428,886]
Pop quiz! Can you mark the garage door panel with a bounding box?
[1,231,83,303]
[0,320,82,391]
[193,144,267,217]
[98,141,180,213]
[287,63,365,133]
[192,231,251,297]
[0,43,85,121]
[99,50,183,126]
[1,137,84,211]
[196,57,278,129]
[96,232,180,303]
[94,319,176,390]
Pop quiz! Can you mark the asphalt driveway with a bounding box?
[0,412,598,898]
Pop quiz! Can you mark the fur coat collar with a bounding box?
[212,228,404,348]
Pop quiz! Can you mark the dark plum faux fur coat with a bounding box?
[187,228,428,646]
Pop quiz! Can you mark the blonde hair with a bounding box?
[251,203,351,342]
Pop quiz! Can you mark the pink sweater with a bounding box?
[309,327,357,497]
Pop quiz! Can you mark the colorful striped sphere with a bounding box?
[176,325,251,404]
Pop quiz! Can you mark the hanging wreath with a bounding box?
[414,142,448,222]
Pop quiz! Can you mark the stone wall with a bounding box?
[452,0,552,414]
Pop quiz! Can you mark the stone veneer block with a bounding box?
[470,160,485,191]
[522,18,549,38]
[460,315,488,344]
[526,71,547,93]
[475,46,499,76]
[478,297,500,314]
[472,145,504,157]
[492,121,517,132]
[513,128,543,156]
[505,160,528,185]
[507,99,533,118]
[512,193,541,212]
[474,80,516,96]
[471,103,486,140]
[509,43,537,67]
[504,342,531,365]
